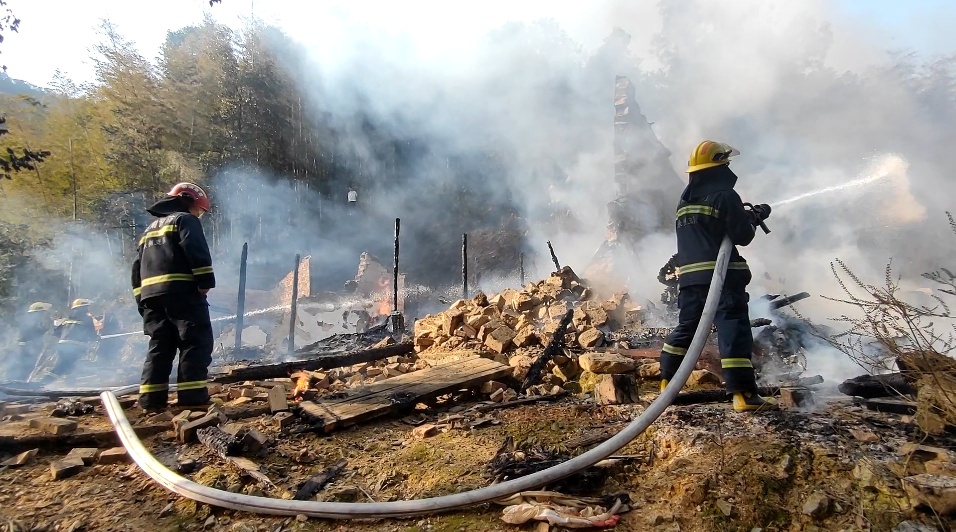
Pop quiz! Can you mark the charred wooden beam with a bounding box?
[393,218,400,313]
[211,342,413,384]
[521,309,574,392]
[235,242,248,353]
[293,458,347,500]
[472,391,568,413]
[838,373,916,399]
[288,254,301,355]
[519,252,525,286]
[768,292,811,310]
[859,397,918,415]
[196,426,242,459]
[462,233,468,299]
[546,240,561,271]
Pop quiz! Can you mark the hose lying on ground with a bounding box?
[0,383,145,398]
[99,237,735,519]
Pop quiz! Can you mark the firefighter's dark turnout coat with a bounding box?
[659,165,759,393]
[132,196,215,408]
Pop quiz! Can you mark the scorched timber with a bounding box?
[296,356,511,432]
[211,342,413,384]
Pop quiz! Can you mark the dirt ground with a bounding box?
[0,382,951,532]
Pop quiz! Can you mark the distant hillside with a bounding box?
[0,73,45,97]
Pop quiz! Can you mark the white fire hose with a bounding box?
[99,237,735,519]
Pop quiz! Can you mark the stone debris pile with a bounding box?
[413,267,640,356]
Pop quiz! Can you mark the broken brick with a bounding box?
[3,404,32,416]
[65,448,99,466]
[780,387,815,408]
[268,385,289,414]
[50,458,85,480]
[178,414,220,444]
[273,411,295,429]
[97,447,130,465]
[0,448,38,467]
[243,429,269,452]
[29,417,78,435]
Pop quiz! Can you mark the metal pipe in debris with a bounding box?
[546,240,561,271]
[462,233,468,299]
[288,254,301,356]
[393,218,400,313]
[235,242,248,353]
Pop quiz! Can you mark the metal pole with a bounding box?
[288,254,300,355]
[234,243,248,353]
[392,218,400,313]
[519,252,525,286]
[462,233,468,299]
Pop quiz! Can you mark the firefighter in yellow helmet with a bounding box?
[47,298,99,380]
[659,141,775,411]
[10,302,53,380]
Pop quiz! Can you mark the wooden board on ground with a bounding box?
[297,356,511,432]
[212,342,413,384]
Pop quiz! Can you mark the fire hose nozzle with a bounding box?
[743,202,771,234]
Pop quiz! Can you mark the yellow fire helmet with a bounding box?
[687,140,740,173]
[28,302,53,313]
[71,298,93,309]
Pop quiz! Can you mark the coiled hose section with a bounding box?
[99,237,735,519]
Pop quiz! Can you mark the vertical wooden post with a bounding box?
[393,218,400,313]
[234,242,248,353]
[69,139,77,221]
[519,252,525,286]
[288,254,300,355]
[547,240,561,271]
[462,233,468,299]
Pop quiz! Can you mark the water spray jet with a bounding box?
[769,155,902,208]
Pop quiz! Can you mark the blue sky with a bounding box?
[2,0,954,88]
[834,0,955,56]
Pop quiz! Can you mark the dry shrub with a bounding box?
[825,212,956,434]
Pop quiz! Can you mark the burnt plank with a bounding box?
[838,373,916,399]
[212,342,413,384]
[300,357,510,432]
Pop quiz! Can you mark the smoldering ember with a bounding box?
[1,2,956,532]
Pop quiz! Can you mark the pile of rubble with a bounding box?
[413,266,638,356]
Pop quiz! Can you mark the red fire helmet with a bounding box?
[167,182,211,212]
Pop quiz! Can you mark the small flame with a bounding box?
[292,372,312,400]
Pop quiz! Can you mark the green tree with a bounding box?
[92,20,169,192]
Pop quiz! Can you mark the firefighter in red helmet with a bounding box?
[132,182,215,411]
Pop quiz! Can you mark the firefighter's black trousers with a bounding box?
[659,282,757,393]
[139,294,213,409]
